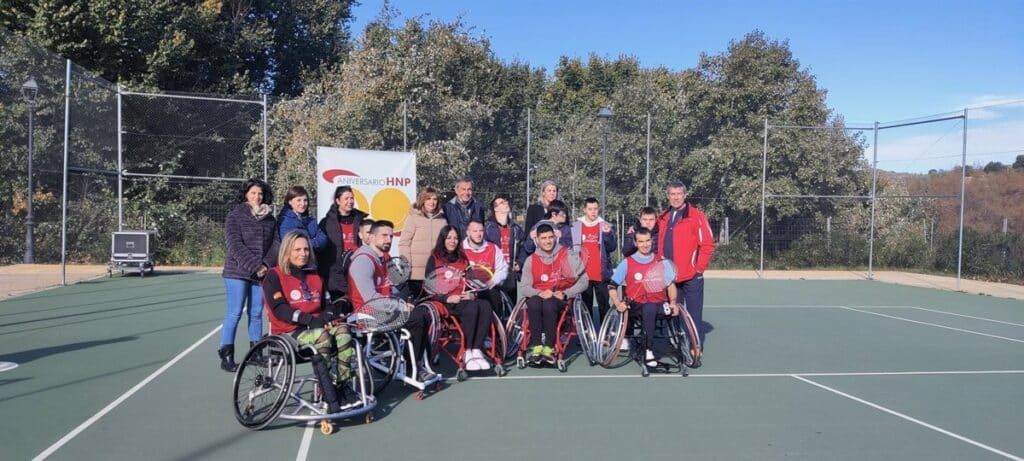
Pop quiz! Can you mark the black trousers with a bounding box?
[402,305,432,364]
[580,280,610,324]
[630,302,664,351]
[451,299,493,350]
[526,296,561,347]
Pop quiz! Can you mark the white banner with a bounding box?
[316,147,416,255]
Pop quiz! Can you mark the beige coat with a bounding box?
[399,206,447,280]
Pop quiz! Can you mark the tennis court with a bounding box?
[1,273,1022,461]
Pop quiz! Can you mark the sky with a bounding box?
[349,1,1024,172]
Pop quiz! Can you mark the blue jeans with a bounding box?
[221,278,264,346]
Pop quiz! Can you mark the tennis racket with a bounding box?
[350,296,412,332]
[386,255,412,286]
[463,263,494,292]
[423,265,466,296]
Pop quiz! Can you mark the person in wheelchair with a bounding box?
[463,220,510,318]
[262,230,362,412]
[607,228,682,368]
[347,220,437,382]
[518,224,587,365]
[426,225,496,371]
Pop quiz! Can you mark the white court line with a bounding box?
[295,422,315,461]
[839,306,1024,344]
[32,325,222,461]
[792,375,1024,461]
[467,369,1024,381]
[707,305,907,309]
[906,306,1024,328]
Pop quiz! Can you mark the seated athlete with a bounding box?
[607,227,681,368]
[463,219,509,318]
[425,225,495,371]
[347,220,436,382]
[517,223,587,365]
[263,230,361,411]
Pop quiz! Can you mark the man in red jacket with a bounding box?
[656,181,715,355]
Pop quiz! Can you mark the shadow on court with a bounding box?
[0,336,137,364]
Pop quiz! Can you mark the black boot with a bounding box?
[218,345,238,372]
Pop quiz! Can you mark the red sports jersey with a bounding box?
[625,256,668,304]
[530,247,570,291]
[266,267,323,335]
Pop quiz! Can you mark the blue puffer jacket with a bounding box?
[268,206,328,267]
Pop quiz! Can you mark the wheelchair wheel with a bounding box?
[364,331,400,396]
[233,336,295,430]
[596,309,630,368]
[495,290,515,321]
[571,298,598,365]
[487,311,508,369]
[504,299,528,361]
[669,311,701,368]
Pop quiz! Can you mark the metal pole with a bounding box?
[759,118,768,277]
[601,118,608,207]
[261,94,268,182]
[526,108,531,202]
[116,85,123,231]
[402,101,408,151]
[868,121,879,279]
[646,112,651,207]
[956,109,968,290]
[61,59,71,285]
[25,95,35,263]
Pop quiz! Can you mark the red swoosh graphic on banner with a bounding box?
[322,169,360,182]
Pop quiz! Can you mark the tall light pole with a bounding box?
[22,77,38,264]
[597,107,613,207]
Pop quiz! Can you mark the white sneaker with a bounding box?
[464,352,482,371]
[620,341,630,352]
[475,355,492,370]
[645,350,658,367]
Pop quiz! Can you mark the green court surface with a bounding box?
[1,274,1022,460]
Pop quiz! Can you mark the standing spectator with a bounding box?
[219,178,276,372]
[270,186,327,265]
[525,180,559,231]
[442,176,485,235]
[656,181,715,354]
[318,185,367,301]
[399,187,447,298]
[622,206,660,257]
[570,197,617,326]
[485,194,527,303]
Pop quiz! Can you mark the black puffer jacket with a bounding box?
[317,205,368,293]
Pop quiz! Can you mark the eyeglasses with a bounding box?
[298,280,314,301]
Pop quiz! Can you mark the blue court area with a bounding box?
[1,273,1022,460]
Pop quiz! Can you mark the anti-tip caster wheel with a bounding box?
[365,412,374,424]
[495,364,506,377]
[415,391,425,400]
[319,420,334,435]
[557,360,567,373]
[456,368,468,382]
[516,357,526,369]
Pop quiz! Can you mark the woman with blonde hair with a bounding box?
[399,186,447,297]
[262,231,360,411]
[525,180,558,231]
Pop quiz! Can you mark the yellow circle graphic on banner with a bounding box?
[352,188,370,214]
[371,188,411,230]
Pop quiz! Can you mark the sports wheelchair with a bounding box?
[362,327,445,401]
[232,333,375,435]
[505,296,599,372]
[595,302,701,377]
[420,291,512,381]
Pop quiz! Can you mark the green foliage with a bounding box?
[3,0,354,96]
[711,240,757,269]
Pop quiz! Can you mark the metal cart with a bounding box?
[109,231,156,277]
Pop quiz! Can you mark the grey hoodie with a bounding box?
[518,244,589,298]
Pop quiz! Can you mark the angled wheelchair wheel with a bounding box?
[503,299,528,361]
[233,336,295,430]
[364,331,400,396]
[672,310,701,368]
[347,340,375,399]
[487,311,509,369]
[596,309,630,369]
[571,298,598,365]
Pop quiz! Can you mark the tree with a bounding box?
[1013,154,1024,170]
[984,161,1007,173]
[2,0,355,96]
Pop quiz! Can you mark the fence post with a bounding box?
[645,112,651,207]
[867,121,879,279]
[827,216,832,252]
[721,217,729,245]
[61,59,71,286]
[117,85,123,231]
[261,94,268,182]
[956,108,968,290]
[402,100,408,152]
[526,108,531,203]
[759,118,768,277]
